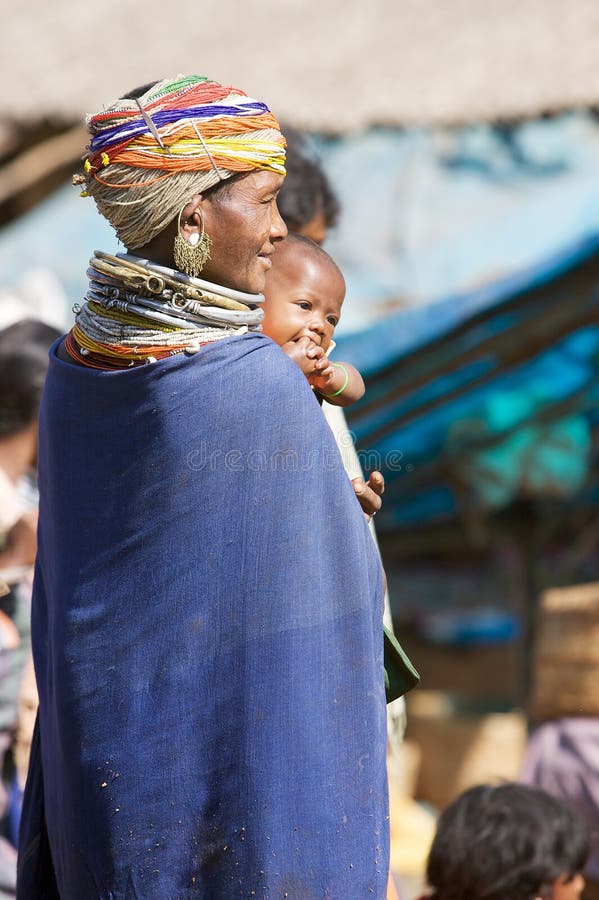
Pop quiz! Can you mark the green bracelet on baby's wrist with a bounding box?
[322,363,350,398]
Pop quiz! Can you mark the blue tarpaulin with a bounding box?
[337,239,599,528]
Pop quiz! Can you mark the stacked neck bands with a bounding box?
[79,75,286,249]
[66,251,265,370]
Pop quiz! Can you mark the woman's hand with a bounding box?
[352,471,384,518]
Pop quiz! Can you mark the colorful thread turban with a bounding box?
[81,75,286,249]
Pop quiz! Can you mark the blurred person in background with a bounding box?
[277,125,340,244]
[0,319,59,897]
[521,719,599,900]
[419,783,589,900]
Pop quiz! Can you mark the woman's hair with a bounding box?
[277,125,339,232]
[0,320,60,436]
[426,783,589,900]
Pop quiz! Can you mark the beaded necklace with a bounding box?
[67,251,264,369]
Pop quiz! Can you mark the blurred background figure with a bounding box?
[419,782,589,900]
[521,719,599,898]
[277,125,340,245]
[521,581,599,899]
[0,319,59,898]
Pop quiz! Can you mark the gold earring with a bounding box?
[173,209,212,277]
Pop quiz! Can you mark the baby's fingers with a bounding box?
[352,476,383,517]
[367,471,385,496]
[306,344,324,360]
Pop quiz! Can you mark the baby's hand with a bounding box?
[352,471,385,518]
[308,358,336,393]
[281,337,324,376]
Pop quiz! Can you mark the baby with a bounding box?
[262,235,416,732]
[261,233,383,516]
[261,234,364,407]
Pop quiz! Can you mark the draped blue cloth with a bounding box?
[18,333,388,899]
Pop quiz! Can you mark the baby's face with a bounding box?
[261,246,345,352]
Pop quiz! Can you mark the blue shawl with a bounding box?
[18,333,388,899]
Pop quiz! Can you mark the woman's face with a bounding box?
[200,171,287,294]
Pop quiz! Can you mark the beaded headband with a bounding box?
[84,75,286,187]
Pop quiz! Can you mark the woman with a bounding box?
[18,77,389,898]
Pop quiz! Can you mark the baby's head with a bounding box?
[261,234,345,353]
[426,783,588,900]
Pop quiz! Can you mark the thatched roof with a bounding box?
[3,0,599,131]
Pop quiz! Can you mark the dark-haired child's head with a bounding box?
[426,783,589,900]
[261,233,345,354]
[276,125,339,244]
[0,321,59,439]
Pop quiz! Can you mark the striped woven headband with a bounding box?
[85,75,286,182]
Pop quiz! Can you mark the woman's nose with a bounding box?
[270,202,287,242]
